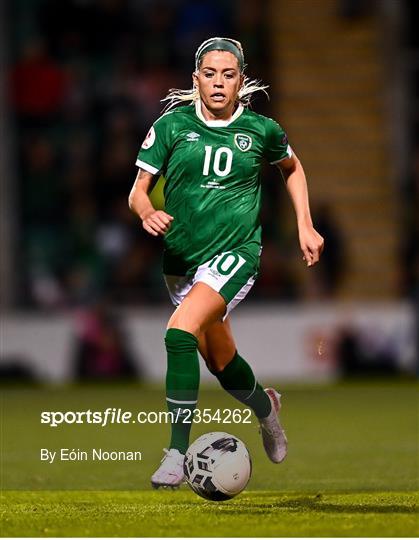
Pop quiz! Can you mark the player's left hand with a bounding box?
[298,225,324,267]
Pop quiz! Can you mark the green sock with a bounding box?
[165,328,199,454]
[213,352,272,418]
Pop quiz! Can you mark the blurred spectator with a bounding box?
[11,38,67,123]
[73,301,141,381]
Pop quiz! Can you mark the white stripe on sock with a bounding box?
[166,397,198,405]
[244,379,258,400]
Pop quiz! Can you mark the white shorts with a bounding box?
[164,251,258,317]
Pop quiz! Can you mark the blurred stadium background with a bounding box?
[1,0,418,383]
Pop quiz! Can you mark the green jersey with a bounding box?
[136,100,292,276]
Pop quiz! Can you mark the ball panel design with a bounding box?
[184,432,251,501]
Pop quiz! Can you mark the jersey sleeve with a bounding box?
[136,113,172,175]
[263,117,293,165]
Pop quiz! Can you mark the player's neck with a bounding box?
[199,100,238,121]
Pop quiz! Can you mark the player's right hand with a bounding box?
[142,210,174,236]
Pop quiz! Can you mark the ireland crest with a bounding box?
[234,133,252,152]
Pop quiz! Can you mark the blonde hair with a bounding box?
[161,37,269,111]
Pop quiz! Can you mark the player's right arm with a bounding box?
[128,168,173,237]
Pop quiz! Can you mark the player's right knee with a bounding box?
[167,321,200,337]
[167,309,201,336]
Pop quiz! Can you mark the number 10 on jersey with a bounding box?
[203,146,233,177]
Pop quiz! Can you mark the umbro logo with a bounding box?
[186,132,200,142]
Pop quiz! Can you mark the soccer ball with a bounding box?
[184,432,252,501]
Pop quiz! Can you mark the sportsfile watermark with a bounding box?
[40,407,253,427]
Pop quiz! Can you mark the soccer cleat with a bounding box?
[151,448,186,489]
[259,388,288,464]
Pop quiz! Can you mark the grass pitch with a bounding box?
[1,381,418,537]
[2,490,417,537]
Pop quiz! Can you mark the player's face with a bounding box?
[193,51,243,120]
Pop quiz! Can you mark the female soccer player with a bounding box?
[129,37,324,488]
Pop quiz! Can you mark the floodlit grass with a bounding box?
[1,490,418,537]
[1,381,418,536]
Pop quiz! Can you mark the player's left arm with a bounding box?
[276,153,324,267]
